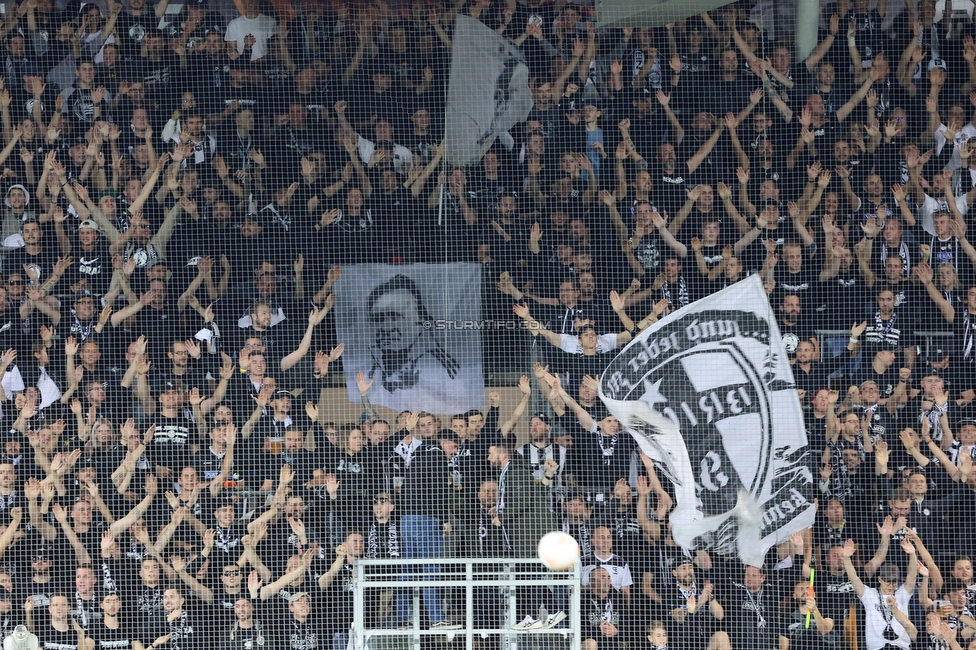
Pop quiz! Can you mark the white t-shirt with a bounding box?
[934,121,976,171]
[558,332,619,355]
[859,585,912,650]
[581,553,634,591]
[224,14,277,61]
[357,135,413,175]
[906,192,969,237]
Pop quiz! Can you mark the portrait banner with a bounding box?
[598,275,815,566]
[334,263,485,414]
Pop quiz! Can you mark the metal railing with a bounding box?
[815,329,953,358]
[352,558,582,650]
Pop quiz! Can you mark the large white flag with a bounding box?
[599,275,815,566]
[444,15,534,167]
[334,263,484,414]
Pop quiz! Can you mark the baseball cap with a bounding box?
[437,430,460,443]
[565,490,591,503]
[78,220,100,232]
[666,553,695,570]
[145,258,167,270]
[288,592,310,604]
[929,58,948,71]
[925,348,948,364]
[531,412,551,426]
[879,563,901,583]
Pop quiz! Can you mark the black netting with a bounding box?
[0,1,972,650]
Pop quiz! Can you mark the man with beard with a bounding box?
[219,597,271,650]
[581,568,626,650]
[660,556,726,650]
[141,587,202,650]
[488,442,562,630]
[854,289,917,369]
[516,412,571,486]
[776,293,817,358]
[779,578,838,650]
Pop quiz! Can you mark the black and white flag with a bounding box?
[599,276,814,566]
[444,15,534,167]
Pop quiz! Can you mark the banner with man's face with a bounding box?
[334,264,485,414]
[598,275,815,566]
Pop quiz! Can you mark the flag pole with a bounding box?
[438,182,444,226]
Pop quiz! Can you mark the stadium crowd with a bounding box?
[0,0,975,650]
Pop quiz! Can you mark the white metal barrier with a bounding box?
[352,558,582,650]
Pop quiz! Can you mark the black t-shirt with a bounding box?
[147,413,195,473]
[719,582,784,650]
[774,265,822,311]
[849,365,903,403]
[777,316,817,357]
[572,426,635,496]
[660,579,721,650]
[220,620,271,650]
[72,239,113,296]
[114,12,157,58]
[142,610,202,650]
[780,608,840,650]
[36,622,80,650]
[273,615,327,650]
[818,570,858,624]
[862,311,917,353]
[321,562,356,634]
[91,619,138,650]
[9,86,62,126]
[4,244,59,282]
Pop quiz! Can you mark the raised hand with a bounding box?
[355,370,373,396]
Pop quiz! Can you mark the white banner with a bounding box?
[334,264,484,414]
[444,15,534,167]
[598,275,815,566]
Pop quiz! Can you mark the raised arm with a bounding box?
[513,303,563,348]
[549,370,596,431]
[170,555,214,603]
[840,538,866,597]
[499,376,532,437]
[109,474,157,536]
[52,503,92,565]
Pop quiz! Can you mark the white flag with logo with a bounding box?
[599,275,815,566]
[334,263,484,414]
[444,15,534,167]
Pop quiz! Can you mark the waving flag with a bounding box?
[599,275,815,566]
[444,15,534,167]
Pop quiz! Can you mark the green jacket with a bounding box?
[497,456,557,558]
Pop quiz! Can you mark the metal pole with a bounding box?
[354,563,364,650]
[466,561,474,650]
[570,561,581,650]
[437,183,445,226]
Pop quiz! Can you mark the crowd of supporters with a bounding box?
[1,0,976,650]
